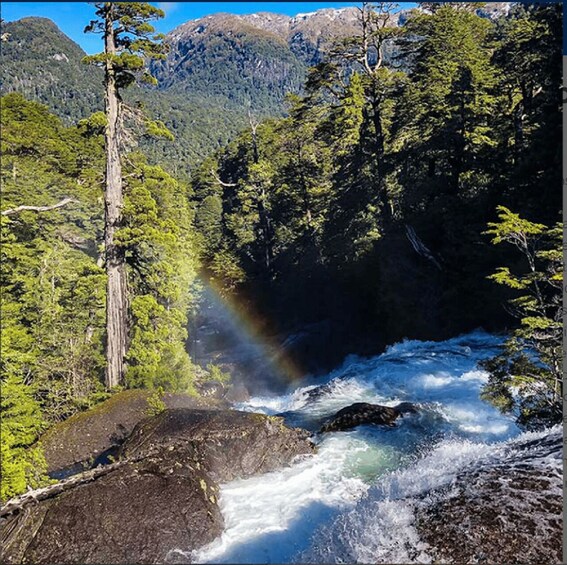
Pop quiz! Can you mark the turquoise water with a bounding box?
[184,331,545,564]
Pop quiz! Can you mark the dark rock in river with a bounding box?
[320,401,418,433]
[415,430,562,564]
[303,381,336,403]
[1,408,314,565]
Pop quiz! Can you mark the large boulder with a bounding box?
[1,408,314,565]
[415,431,562,564]
[1,454,221,565]
[319,401,418,433]
[39,390,225,478]
[121,408,313,483]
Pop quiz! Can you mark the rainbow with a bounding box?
[195,274,306,385]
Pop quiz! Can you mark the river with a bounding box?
[189,330,560,564]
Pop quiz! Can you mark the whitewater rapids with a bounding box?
[189,330,559,564]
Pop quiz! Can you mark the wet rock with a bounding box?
[320,401,418,433]
[1,454,220,565]
[121,408,314,483]
[415,431,562,564]
[303,382,336,403]
[223,383,250,403]
[1,408,314,564]
[40,390,224,478]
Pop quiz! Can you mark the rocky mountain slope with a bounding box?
[0,17,103,122]
[0,4,512,174]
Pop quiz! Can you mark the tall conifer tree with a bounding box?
[84,3,167,388]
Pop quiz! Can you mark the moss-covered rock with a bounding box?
[1,408,314,564]
[40,390,226,477]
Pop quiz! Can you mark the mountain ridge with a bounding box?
[0,3,513,173]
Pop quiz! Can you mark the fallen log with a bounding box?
[0,459,128,518]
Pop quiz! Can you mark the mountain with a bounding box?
[142,7,370,174]
[0,5,512,175]
[0,9,365,173]
[0,17,103,122]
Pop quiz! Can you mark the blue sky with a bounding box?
[0,1,396,54]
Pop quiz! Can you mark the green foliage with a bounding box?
[0,376,50,501]
[1,93,106,422]
[116,154,198,392]
[83,2,167,90]
[0,2,561,467]
[206,364,231,385]
[0,94,200,494]
[480,208,562,429]
[144,118,174,141]
[145,386,166,416]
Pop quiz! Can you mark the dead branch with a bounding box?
[0,459,128,517]
[210,169,237,187]
[1,198,78,217]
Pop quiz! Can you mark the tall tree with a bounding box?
[481,207,562,428]
[84,2,167,388]
[330,2,403,221]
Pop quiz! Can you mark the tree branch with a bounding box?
[210,169,237,187]
[1,198,78,217]
[0,459,126,517]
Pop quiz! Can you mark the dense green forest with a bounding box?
[0,92,204,499]
[0,2,562,501]
[193,2,561,356]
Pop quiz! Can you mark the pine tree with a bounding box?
[83,2,168,388]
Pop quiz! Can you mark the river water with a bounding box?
[191,330,560,564]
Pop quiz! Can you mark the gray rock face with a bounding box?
[39,390,225,478]
[121,408,314,483]
[319,401,418,433]
[415,431,562,564]
[1,408,314,565]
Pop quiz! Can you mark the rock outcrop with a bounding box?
[1,408,314,565]
[121,408,314,483]
[415,430,562,564]
[39,390,226,478]
[1,454,221,565]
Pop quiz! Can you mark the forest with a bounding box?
[0,1,562,505]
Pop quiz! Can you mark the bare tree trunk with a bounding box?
[104,5,128,389]
[249,111,274,276]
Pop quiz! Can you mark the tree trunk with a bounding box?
[104,5,128,389]
[371,92,390,223]
[513,99,524,165]
[250,121,274,277]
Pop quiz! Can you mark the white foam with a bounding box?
[185,331,545,563]
[193,434,374,563]
[299,426,562,564]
